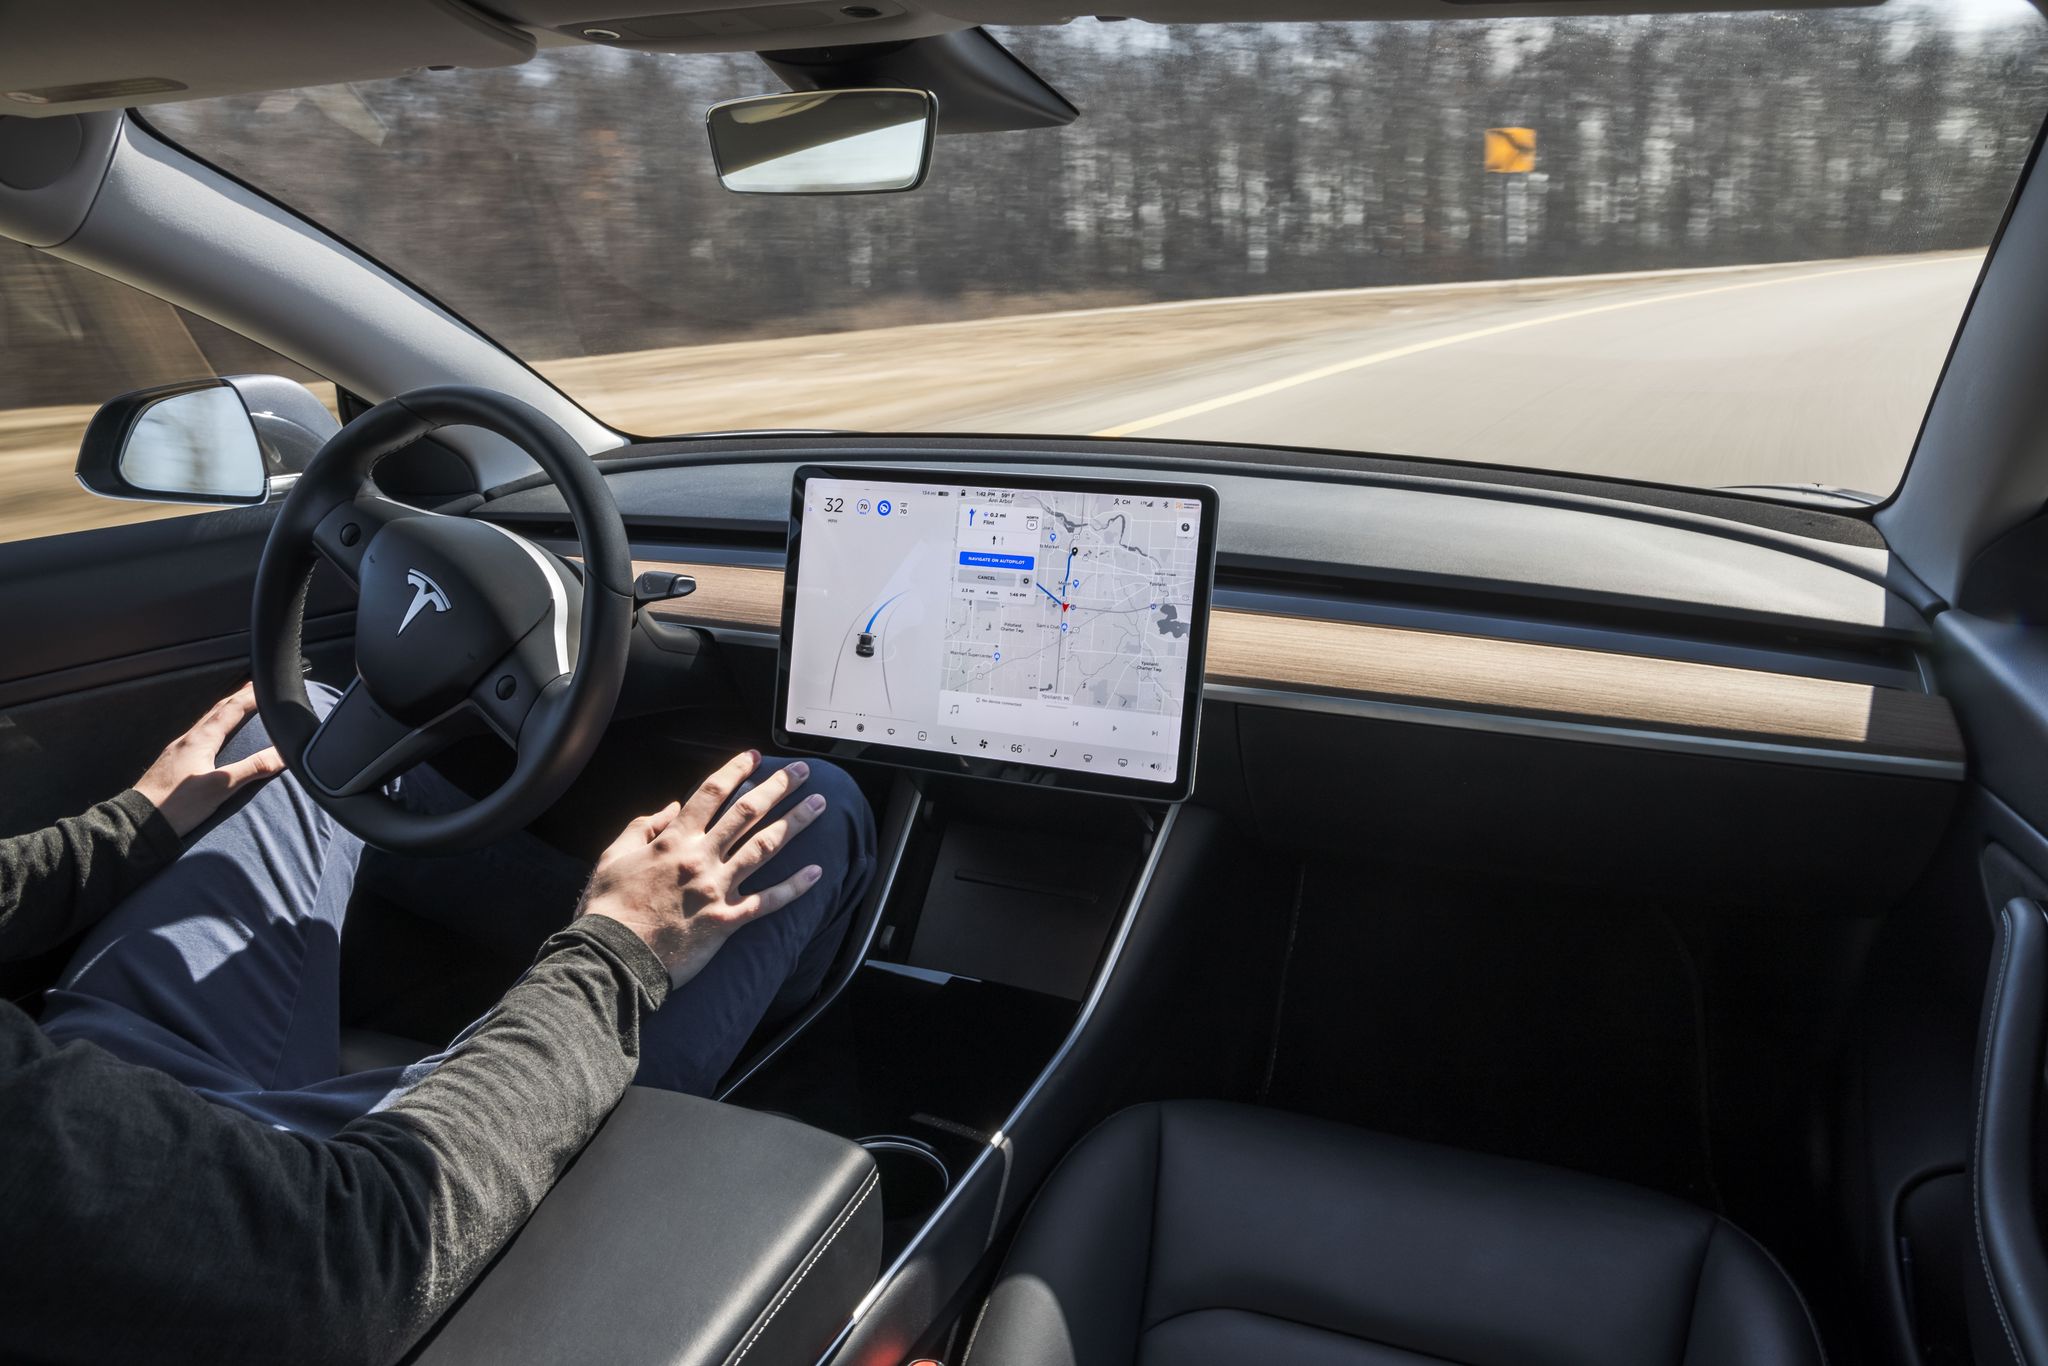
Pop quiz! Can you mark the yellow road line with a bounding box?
[1093,255,1968,439]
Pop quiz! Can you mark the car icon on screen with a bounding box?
[856,632,876,658]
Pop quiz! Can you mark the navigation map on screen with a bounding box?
[779,473,1209,788]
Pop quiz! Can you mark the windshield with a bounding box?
[150,3,2048,500]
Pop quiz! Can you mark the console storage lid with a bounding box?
[415,1087,881,1366]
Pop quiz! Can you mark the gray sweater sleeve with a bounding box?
[0,788,184,960]
[0,912,671,1366]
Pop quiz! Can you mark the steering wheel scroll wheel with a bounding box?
[251,385,633,854]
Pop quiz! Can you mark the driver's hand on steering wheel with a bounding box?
[133,683,287,837]
[577,752,826,989]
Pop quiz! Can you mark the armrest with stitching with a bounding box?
[413,1087,881,1366]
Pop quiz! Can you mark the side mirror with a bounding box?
[75,374,339,507]
[705,88,936,195]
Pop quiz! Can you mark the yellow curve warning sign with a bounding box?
[1484,127,1536,174]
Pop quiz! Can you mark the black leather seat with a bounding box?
[967,1102,1824,1366]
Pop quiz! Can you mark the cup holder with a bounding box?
[860,1136,951,1247]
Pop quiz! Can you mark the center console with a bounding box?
[725,779,1158,1237]
[711,465,1224,1360]
[720,775,1192,1363]
[446,465,1227,1363]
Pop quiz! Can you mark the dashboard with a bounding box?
[774,467,1218,799]
[470,433,1977,945]
[493,437,1965,785]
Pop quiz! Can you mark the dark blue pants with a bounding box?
[38,688,875,1134]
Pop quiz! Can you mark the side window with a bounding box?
[0,236,336,545]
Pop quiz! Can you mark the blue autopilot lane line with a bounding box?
[830,590,909,711]
[856,592,905,657]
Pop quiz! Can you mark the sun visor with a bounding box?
[1,0,535,118]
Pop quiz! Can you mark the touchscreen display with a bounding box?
[775,468,1215,797]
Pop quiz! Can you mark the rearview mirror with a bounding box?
[705,88,936,196]
[75,374,339,507]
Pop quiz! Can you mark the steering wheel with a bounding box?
[251,385,633,854]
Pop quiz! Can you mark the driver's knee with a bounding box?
[752,756,872,846]
[736,757,875,1019]
[191,681,356,857]
[738,757,876,919]
[214,679,343,766]
[785,756,868,830]
[804,759,875,888]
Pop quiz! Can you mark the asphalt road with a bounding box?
[0,252,1984,546]
[958,252,1986,497]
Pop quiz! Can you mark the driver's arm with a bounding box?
[0,685,281,961]
[1,916,668,1365]
[0,751,826,1366]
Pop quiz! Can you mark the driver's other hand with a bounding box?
[577,752,826,990]
[133,683,287,838]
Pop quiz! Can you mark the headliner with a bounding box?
[2,0,1901,118]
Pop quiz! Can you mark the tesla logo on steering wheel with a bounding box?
[398,569,451,635]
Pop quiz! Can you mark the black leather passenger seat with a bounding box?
[966,1101,1824,1366]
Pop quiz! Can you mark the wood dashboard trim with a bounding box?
[639,561,787,632]
[634,559,1965,771]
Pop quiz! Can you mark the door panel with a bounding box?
[1817,495,2048,1366]
[0,506,354,834]
[1969,896,2048,1366]
[1857,507,2048,1366]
